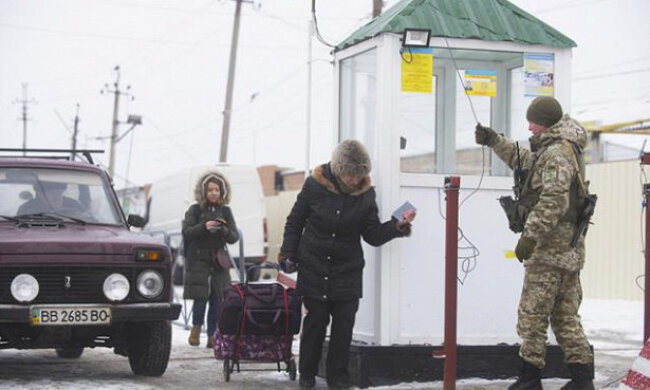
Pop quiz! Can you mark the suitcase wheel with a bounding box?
[288,358,297,381]
[223,359,231,382]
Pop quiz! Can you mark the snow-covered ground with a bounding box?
[0,298,643,389]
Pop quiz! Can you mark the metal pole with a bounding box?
[21,84,28,156]
[108,67,121,178]
[443,176,460,390]
[71,104,80,161]
[305,17,313,177]
[640,153,650,343]
[219,0,243,163]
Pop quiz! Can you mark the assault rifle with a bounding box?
[499,142,532,233]
[570,193,597,247]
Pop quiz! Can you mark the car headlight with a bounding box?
[11,274,39,302]
[136,270,164,298]
[103,273,130,301]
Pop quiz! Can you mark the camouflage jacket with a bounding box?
[491,114,588,272]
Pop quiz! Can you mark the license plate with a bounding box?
[31,305,111,326]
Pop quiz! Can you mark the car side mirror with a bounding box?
[19,190,34,200]
[127,214,146,228]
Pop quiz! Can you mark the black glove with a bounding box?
[475,123,498,146]
[515,236,536,262]
[279,258,297,273]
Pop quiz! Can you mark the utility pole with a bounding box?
[101,66,133,178]
[306,15,314,177]
[373,0,383,18]
[72,104,80,160]
[219,0,244,163]
[14,83,37,155]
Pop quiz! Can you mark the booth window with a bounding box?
[455,69,491,175]
[509,66,536,145]
[399,77,437,173]
[339,49,377,153]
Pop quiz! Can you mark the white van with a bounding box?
[144,164,267,281]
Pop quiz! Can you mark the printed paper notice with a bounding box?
[524,53,555,97]
[401,48,433,93]
[463,69,497,97]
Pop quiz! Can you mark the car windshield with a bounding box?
[0,167,123,224]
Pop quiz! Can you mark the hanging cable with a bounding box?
[311,0,335,48]
[399,47,413,63]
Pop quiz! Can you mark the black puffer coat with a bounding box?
[279,163,408,301]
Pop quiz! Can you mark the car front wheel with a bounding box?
[127,321,172,377]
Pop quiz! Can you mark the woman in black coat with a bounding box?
[183,170,239,348]
[278,140,416,389]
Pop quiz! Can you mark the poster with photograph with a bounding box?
[401,48,434,93]
[463,69,497,97]
[524,53,555,97]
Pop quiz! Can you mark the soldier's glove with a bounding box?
[515,236,536,262]
[475,123,499,147]
[279,258,298,273]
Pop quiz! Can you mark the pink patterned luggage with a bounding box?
[213,330,292,361]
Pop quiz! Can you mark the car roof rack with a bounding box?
[0,148,104,165]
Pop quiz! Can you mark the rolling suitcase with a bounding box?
[214,263,300,382]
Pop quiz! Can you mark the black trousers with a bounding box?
[299,297,359,383]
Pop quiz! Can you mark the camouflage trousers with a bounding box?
[517,264,593,369]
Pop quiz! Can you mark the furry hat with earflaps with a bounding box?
[193,169,232,208]
[330,139,371,178]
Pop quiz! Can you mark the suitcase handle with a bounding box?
[245,309,282,330]
[245,283,280,303]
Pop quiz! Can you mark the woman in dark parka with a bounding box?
[183,170,239,348]
[278,140,416,389]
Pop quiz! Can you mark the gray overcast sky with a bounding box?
[2,0,649,188]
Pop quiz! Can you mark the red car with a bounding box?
[0,151,181,376]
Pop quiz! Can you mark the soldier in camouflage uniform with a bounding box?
[475,96,594,390]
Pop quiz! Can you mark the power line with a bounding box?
[573,67,650,81]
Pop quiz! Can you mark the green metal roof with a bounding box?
[335,0,576,51]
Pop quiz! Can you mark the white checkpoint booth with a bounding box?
[331,0,576,347]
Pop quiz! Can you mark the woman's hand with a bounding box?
[205,220,217,230]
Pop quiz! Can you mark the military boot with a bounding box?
[508,360,543,390]
[560,363,594,390]
[188,325,201,346]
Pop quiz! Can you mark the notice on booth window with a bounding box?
[463,69,497,97]
[524,53,555,97]
[401,47,433,93]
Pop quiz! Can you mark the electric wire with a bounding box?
[311,0,336,48]
[435,38,490,282]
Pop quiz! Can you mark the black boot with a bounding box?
[560,363,594,390]
[508,360,543,390]
[299,375,315,389]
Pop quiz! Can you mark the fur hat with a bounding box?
[526,96,563,128]
[330,139,371,178]
[193,169,231,207]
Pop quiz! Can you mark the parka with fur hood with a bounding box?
[182,170,239,300]
[279,140,410,301]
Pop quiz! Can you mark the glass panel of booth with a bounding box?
[455,69,492,175]
[509,66,537,144]
[339,48,377,154]
[399,75,437,173]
